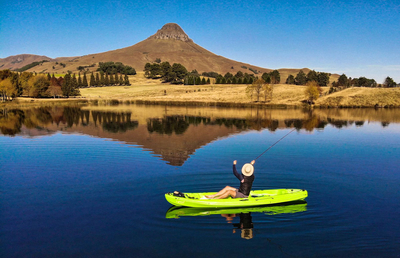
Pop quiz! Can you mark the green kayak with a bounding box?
[165,189,308,208]
[166,201,307,218]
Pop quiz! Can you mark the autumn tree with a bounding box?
[304,81,322,103]
[250,78,265,102]
[47,74,62,98]
[30,75,50,97]
[263,83,273,102]
[0,78,16,101]
[245,84,254,101]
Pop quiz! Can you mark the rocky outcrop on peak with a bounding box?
[148,23,193,42]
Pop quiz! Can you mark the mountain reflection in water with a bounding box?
[1,105,399,165]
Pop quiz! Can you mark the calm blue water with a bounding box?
[1,106,400,257]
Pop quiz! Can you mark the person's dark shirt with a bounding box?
[233,164,255,196]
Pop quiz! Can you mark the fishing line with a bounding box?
[254,128,296,161]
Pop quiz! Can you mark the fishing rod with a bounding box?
[254,128,296,161]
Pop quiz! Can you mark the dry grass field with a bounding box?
[8,72,399,108]
[78,72,400,108]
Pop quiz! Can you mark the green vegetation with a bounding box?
[97,62,136,75]
[77,64,96,72]
[144,61,188,84]
[16,60,49,72]
[209,71,256,84]
[262,70,280,84]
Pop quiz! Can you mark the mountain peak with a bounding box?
[148,23,192,42]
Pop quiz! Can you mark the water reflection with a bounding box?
[166,201,307,240]
[1,105,399,165]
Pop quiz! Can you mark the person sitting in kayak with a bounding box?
[206,160,255,199]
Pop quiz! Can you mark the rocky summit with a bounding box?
[148,23,193,42]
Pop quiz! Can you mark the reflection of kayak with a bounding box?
[165,189,308,208]
[166,201,307,219]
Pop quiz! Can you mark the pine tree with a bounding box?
[78,73,82,88]
[71,74,79,94]
[201,77,206,85]
[90,72,95,87]
[119,75,123,86]
[207,78,210,84]
[62,73,72,97]
[295,70,307,85]
[100,72,105,86]
[96,73,100,86]
[83,73,88,87]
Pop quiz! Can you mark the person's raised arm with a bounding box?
[233,160,243,181]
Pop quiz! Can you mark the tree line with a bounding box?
[329,74,397,93]
[87,72,130,87]
[285,70,330,86]
[0,70,81,99]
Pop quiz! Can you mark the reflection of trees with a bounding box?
[246,117,279,131]
[2,106,389,137]
[355,121,364,127]
[0,109,25,136]
[327,118,349,128]
[103,121,138,133]
[64,107,82,127]
[0,107,139,136]
[24,107,54,129]
[91,111,138,133]
[147,116,190,135]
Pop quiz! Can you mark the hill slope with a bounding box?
[1,23,338,83]
[0,54,52,70]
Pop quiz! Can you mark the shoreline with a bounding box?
[2,97,400,109]
[2,84,400,109]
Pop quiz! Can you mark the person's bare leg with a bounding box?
[206,186,236,198]
[214,190,237,199]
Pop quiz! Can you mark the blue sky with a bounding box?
[1,0,399,82]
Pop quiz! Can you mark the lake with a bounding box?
[1,105,399,257]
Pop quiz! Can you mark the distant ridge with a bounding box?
[0,54,52,70]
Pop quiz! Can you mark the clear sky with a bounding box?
[1,0,399,82]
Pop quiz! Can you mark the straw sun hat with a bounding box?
[241,163,254,176]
